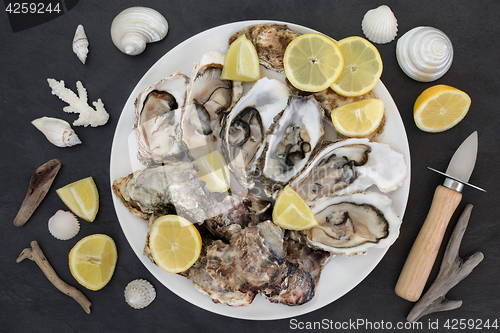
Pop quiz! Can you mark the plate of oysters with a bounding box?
[110,20,410,319]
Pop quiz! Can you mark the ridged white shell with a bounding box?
[361,5,398,44]
[72,25,88,64]
[111,7,168,56]
[124,279,156,309]
[32,117,82,147]
[396,26,453,82]
[48,210,80,240]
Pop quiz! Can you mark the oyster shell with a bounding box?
[181,51,243,160]
[133,72,190,165]
[259,96,325,199]
[361,5,398,44]
[306,191,402,256]
[290,138,407,203]
[221,77,292,189]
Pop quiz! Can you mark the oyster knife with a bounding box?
[395,131,484,302]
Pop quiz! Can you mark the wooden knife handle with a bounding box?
[395,185,462,302]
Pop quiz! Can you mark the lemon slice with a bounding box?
[148,215,202,273]
[273,185,318,230]
[69,234,117,291]
[330,36,383,97]
[283,33,344,92]
[331,98,385,137]
[192,150,230,192]
[414,85,471,132]
[221,34,260,81]
[56,177,99,222]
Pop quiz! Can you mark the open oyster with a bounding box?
[306,191,402,256]
[258,96,325,199]
[221,77,292,189]
[133,72,190,165]
[290,138,407,203]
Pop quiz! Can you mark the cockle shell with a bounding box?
[32,117,82,147]
[396,26,453,82]
[361,5,398,44]
[48,210,80,240]
[73,24,89,64]
[124,279,156,309]
[111,7,168,56]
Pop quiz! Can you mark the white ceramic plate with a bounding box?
[110,20,411,320]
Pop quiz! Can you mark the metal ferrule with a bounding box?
[443,177,464,192]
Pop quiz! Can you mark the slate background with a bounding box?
[1,1,499,332]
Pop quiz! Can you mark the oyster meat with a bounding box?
[290,138,407,203]
[259,96,325,199]
[221,77,292,189]
[306,191,402,256]
[133,72,190,165]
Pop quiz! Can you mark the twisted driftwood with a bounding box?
[407,204,484,322]
[17,240,92,314]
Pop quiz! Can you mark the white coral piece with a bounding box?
[47,78,109,127]
[124,279,156,309]
[73,24,89,64]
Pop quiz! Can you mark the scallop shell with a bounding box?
[396,26,453,82]
[48,210,80,240]
[124,279,156,309]
[111,7,168,56]
[32,117,82,147]
[361,5,398,44]
[72,24,89,64]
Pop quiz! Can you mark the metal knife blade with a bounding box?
[446,131,478,183]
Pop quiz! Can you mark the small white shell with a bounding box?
[361,5,398,44]
[48,210,80,240]
[396,26,453,82]
[111,7,168,56]
[32,117,82,147]
[124,279,156,309]
[72,24,89,64]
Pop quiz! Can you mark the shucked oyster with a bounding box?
[259,96,325,199]
[133,72,190,165]
[221,77,292,189]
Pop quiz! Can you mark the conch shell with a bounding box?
[361,5,398,44]
[110,7,168,56]
[72,24,89,64]
[396,26,453,82]
[32,117,82,147]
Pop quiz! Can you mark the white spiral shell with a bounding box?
[110,7,168,56]
[124,279,156,309]
[361,5,398,44]
[48,210,80,240]
[32,117,82,147]
[72,24,89,64]
[396,26,453,82]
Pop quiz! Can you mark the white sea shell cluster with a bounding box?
[72,24,89,64]
[396,26,453,82]
[361,5,398,44]
[48,210,80,240]
[111,7,169,56]
[32,117,82,147]
[124,279,156,309]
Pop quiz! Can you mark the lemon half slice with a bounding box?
[221,34,260,81]
[192,150,231,192]
[56,177,99,222]
[331,98,385,137]
[273,185,318,230]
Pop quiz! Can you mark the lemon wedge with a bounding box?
[69,234,117,291]
[330,36,383,97]
[331,98,385,137]
[283,33,344,92]
[413,85,471,132]
[192,150,230,192]
[221,34,260,81]
[148,215,202,273]
[273,185,318,230]
[56,177,99,222]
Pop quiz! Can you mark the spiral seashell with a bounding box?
[124,279,156,309]
[361,5,398,44]
[48,210,80,240]
[110,7,168,56]
[396,26,453,82]
[32,117,82,147]
[72,24,89,64]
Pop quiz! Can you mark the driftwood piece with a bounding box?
[407,204,484,322]
[16,240,92,314]
[13,159,62,227]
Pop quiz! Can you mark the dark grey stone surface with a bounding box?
[1,1,499,332]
